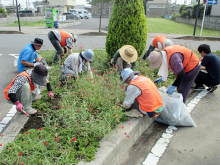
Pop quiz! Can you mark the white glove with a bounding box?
[46,67,51,70]
[34,62,41,67]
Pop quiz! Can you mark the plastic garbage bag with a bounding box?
[155,86,196,127]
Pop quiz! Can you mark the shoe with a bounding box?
[34,95,42,101]
[207,85,217,92]
[191,86,205,91]
[26,109,37,115]
[125,109,143,118]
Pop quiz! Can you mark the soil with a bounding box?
[175,36,220,41]
[0,31,24,34]
[20,95,61,133]
[80,32,107,36]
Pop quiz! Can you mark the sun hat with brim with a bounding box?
[31,65,48,86]
[119,45,138,63]
[82,49,94,62]
[31,38,44,46]
[148,51,163,69]
[121,68,140,84]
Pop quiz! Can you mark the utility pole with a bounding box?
[15,0,21,31]
[193,0,200,36]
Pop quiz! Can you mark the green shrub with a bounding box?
[105,0,147,60]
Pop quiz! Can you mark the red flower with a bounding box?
[122,126,124,128]
[39,128,42,131]
[44,142,47,145]
[124,133,127,135]
[55,125,58,127]
[21,163,24,165]
[54,138,57,141]
[59,105,62,108]
[73,99,74,101]
[0,144,2,146]
[121,86,124,89]
[92,113,94,115]
[118,101,120,104]
[70,140,72,142]
[75,92,77,94]
[102,117,104,118]
[127,136,129,138]
[113,114,116,116]
[115,106,117,108]
[26,132,29,134]
[73,138,76,141]
[19,152,22,156]
[82,88,84,90]
[57,135,59,138]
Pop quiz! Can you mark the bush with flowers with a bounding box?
[0,48,176,164]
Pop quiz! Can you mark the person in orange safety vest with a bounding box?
[148,45,201,103]
[121,68,163,118]
[4,65,54,115]
[142,35,173,60]
[48,30,78,63]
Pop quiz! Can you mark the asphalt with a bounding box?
[0,23,220,165]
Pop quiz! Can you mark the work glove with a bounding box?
[34,62,41,67]
[166,85,177,95]
[15,101,23,112]
[64,47,67,54]
[154,77,162,84]
[48,91,54,98]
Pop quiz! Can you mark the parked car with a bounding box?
[63,12,80,20]
[69,9,91,19]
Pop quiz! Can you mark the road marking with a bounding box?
[0,105,17,133]
[142,90,209,165]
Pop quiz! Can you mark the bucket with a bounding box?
[54,21,59,28]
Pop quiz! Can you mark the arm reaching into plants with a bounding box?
[46,80,54,98]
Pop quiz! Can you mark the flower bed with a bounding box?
[0,49,174,164]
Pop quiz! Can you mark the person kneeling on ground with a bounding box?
[191,44,220,92]
[48,30,78,63]
[148,45,200,103]
[61,49,94,81]
[110,45,138,73]
[121,68,163,118]
[17,38,45,73]
[142,35,173,60]
[4,65,54,115]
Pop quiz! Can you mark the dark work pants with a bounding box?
[48,31,63,63]
[177,65,201,103]
[194,71,214,88]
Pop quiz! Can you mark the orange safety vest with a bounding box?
[4,72,35,100]
[163,45,199,73]
[153,35,167,48]
[59,30,73,47]
[130,76,163,112]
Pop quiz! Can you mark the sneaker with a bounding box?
[207,85,217,92]
[191,86,205,91]
[26,109,37,115]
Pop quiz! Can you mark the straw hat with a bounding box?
[119,45,138,63]
[148,51,163,69]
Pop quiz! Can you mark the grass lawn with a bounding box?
[5,20,46,27]
[147,18,220,37]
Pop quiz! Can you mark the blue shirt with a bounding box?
[17,44,38,73]
[201,52,220,84]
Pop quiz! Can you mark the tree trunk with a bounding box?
[99,1,103,33]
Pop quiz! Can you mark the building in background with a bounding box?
[91,1,114,18]
[211,3,220,16]
[35,0,76,15]
[146,0,167,17]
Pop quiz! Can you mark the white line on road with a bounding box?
[142,90,209,165]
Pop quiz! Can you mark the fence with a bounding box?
[175,16,220,31]
[0,13,80,24]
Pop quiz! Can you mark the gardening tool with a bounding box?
[22,110,29,116]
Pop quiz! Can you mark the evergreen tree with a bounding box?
[106,0,147,60]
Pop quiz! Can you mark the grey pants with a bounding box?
[177,65,201,103]
[61,65,75,81]
[8,83,36,112]
[48,31,63,63]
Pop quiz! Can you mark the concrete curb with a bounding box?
[78,116,154,165]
